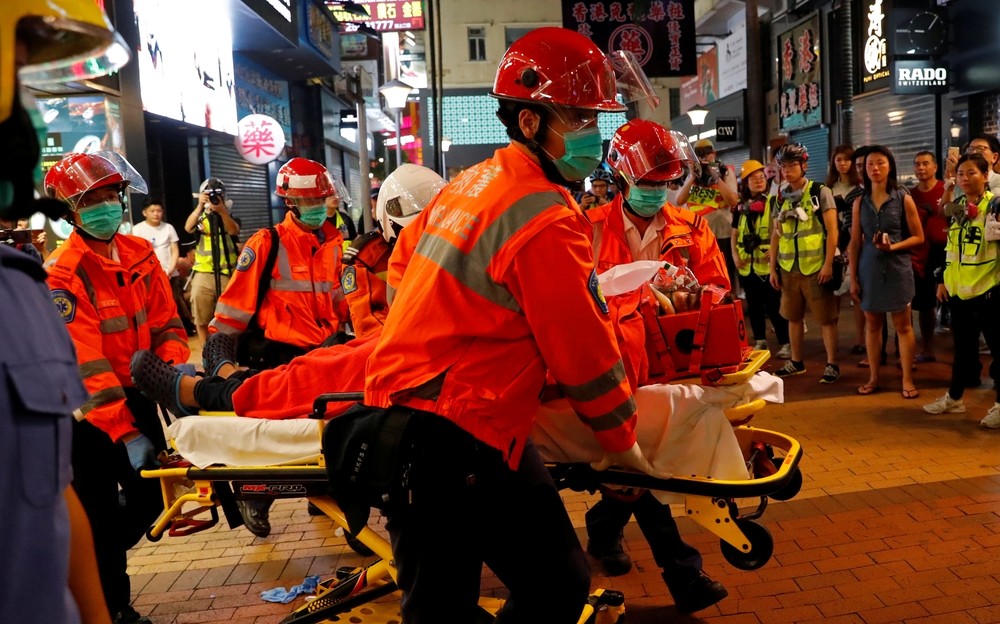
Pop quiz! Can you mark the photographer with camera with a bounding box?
[675,139,740,288]
[731,160,790,357]
[0,215,42,262]
[184,178,240,344]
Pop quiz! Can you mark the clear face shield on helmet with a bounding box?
[15,16,130,91]
[614,130,701,189]
[61,151,148,211]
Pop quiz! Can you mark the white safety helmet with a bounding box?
[376,164,446,243]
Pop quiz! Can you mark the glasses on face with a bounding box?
[747,172,767,183]
[778,163,800,173]
[967,144,991,155]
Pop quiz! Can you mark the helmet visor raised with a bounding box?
[17,17,130,88]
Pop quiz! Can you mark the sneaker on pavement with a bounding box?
[203,332,238,377]
[776,343,791,359]
[774,360,806,377]
[238,499,273,538]
[923,393,965,415]
[820,363,840,384]
[981,404,1000,428]
[667,571,729,614]
[753,339,769,351]
[586,537,633,576]
[129,350,196,416]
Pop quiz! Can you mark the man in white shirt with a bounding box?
[132,199,192,333]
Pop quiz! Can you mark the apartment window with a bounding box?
[468,27,486,62]
[505,27,534,51]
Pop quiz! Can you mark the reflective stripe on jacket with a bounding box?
[210,212,346,348]
[45,232,190,442]
[944,191,1000,300]
[776,181,825,275]
[341,231,391,340]
[365,145,637,469]
[588,197,730,387]
[193,213,239,275]
[735,198,774,277]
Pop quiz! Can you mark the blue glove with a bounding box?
[125,434,161,472]
[174,363,198,377]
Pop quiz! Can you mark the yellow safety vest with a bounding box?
[193,214,239,275]
[776,181,826,275]
[944,191,1000,300]
[735,197,773,277]
[686,184,724,215]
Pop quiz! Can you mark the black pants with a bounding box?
[738,272,789,344]
[948,290,1000,402]
[384,412,589,624]
[193,368,258,412]
[71,388,166,614]
[585,491,703,591]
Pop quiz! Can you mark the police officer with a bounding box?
[1,2,135,623]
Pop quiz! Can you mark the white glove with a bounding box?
[986,214,1000,242]
[591,441,672,480]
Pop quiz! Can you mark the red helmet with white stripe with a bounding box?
[275,158,335,199]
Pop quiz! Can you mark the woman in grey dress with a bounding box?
[848,145,925,398]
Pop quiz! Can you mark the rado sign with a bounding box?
[892,59,948,94]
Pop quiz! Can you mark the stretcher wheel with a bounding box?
[145,527,163,543]
[720,520,773,570]
[769,457,803,502]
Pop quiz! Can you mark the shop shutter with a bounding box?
[719,147,750,179]
[790,126,830,178]
[207,141,272,240]
[852,92,936,183]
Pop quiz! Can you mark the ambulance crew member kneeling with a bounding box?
[44,151,190,624]
[208,157,348,370]
[364,27,666,624]
[584,119,730,614]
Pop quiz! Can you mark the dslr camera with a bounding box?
[741,232,764,254]
[0,228,32,247]
[205,188,224,206]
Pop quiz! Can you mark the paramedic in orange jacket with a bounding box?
[583,120,730,614]
[342,164,444,339]
[44,152,189,624]
[363,28,665,624]
[209,158,347,369]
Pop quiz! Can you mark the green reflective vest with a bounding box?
[776,181,826,275]
[735,197,773,277]
[944,191,1000,300]
[193,214,239,275]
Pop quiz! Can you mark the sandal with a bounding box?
[901,388,920,399]
[857,384,879,395]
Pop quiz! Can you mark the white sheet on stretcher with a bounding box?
[167,373,782,503]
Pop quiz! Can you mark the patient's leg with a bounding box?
[190,370,255,412]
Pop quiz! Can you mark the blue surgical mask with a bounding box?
[77,200,123,240]
[297,203,327,229]
[626,185,669,217]
[550,126,604,182]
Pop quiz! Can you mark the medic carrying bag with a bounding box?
[323,404,413,535]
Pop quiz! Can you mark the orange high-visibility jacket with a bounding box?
[588,197,730,387]
[366,145,638,469]
[341,231,390,340]
[45,232,190,442]
[210,212,346,348]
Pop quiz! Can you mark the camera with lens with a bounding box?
[741,232,763,254]
[0,228,32,247]
[205,189,224,206]
[698,162,722,187]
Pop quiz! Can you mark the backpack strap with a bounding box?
[248,226,279,330]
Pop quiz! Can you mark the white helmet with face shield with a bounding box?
[376,164,446,243]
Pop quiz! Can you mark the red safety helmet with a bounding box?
[606,120,700,186]
[491,27,627,112]
[44,151,146,209]
[275,158,335,200]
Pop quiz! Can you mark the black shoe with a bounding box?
[129,350,196,416]
[203,332,238,377]
[238,499,272,538]
[668,571,729,614]
[586,537,633,576]
[113,605,153,624]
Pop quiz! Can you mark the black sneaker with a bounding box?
[238,499,273,538]
[586,537,633,576]
[113,605,153,624]
[203,332,238,377]
[820,363,840,384]
[774,360,806,377]
[669,571,729,614]
[129,350,196,416]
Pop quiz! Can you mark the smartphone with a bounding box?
[949,146,960,161]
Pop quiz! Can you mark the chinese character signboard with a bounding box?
[328,1,424,32]
[561,0,696,78]
[235,114,286,165]
[858,0,891,92]
[234,56,291,146]
[777,14,822,132]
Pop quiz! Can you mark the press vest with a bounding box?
[193,213,239,275]
[588,197,730,387]
[776,181,826,275]
[735,198,774,277]
[210,212,346,349]
[944,191,1000,300]
[45,232,190,442]
[341,231,391,340]
[365,145,637,469]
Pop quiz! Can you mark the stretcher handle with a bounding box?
[311,392,365,419]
